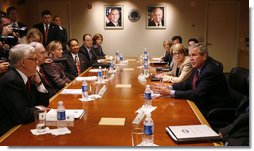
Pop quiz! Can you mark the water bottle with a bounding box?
[143,49,149,77]
[119,53,124,61]
[97,66,103,83]
[82,80,89,100]
[142,113,154,145]
[57,101,66,128]
[144,85,152,108]
[109,59,114,72]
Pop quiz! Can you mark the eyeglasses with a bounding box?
[172,52,183,56]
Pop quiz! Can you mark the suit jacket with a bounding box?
[93,44,106,59]
[0,68,50,136]
[161,51,172,64]
[62,52,89,78]
[79,45,98,66]
[42,61,71,91]
[33,22,61,46]
[106,21,121,27]
[172,57,231,117]
[168,56,192,83]
[59,26,68,52]
[148,20,164,26]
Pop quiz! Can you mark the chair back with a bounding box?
[209,57,223,72]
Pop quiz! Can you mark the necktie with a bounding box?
[26,79,30,95]
[88,50,92,60]
[39,66,50,86]
[192,70,199,89]
[45,24,49,44]
[75,55,81,75]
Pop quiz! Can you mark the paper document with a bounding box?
[115,84,131,88]
[98,117,125,126]
[127,59,136,61]
[123,68,134,71]
[61,89,81,95]
[76,76,97,81]
[166,124,221,143]
[152,58,161,61]
[46,109,85,121]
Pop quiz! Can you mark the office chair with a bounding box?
[209,57,223,72]
[207,67,249,131]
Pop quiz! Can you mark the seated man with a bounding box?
[152,44,231,118]
[0,44,50,136]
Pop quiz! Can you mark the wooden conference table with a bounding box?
[0,58,219,146]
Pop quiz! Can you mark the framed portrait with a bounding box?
[104,5,124,29]
[147,5,166,29]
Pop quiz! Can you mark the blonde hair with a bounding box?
[46,40,62,58]
[170,43,184,55]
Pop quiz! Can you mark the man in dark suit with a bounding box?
[106,8,121,27]
[153,44,231,118]
[6,6,27,38]
[80,34,105,66]
[33,10,61,46]
[0,44,50,136]
[29,42,57,97]
[63,39,89,78]
[148,7,164,27]
[53,15,68,52]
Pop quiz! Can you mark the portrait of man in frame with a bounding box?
[105,5,124,29]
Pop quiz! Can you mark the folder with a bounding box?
[165,124,222,143]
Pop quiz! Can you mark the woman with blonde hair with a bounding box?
[158,43,192,83]
[160,40,173,67]
[20,28,43,44]
[42,40,71,90]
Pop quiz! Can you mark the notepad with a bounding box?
[61,89,81,95]
[76,76,97,81]
[127,59,136,61]
[98,117,125,126]
[123,68,134,71]
[165,124,222,143]
[46,109,85,121]
[115,84,131,88]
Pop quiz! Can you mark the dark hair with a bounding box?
[68,38,79,47]
[41,10,51,17]
[171,35,182,43]
[92,33,103,44]
[188,38,199,44]
[82,33,92,41]
[6,7,17,15]
[53,15,60,21]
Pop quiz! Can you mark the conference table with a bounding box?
[0,58,221,146]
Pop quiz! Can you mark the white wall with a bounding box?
[24,0,206,58]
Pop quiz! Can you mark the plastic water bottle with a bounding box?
[142,113,154,145]
[97,66,103,83]
[143,49,149,77]
[144,85,152,108]
[109,59,114,72]
[120,53,124,61]
[82,80,89,100]
[57,101,66,128]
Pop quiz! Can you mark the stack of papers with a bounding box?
[76,76,97,81]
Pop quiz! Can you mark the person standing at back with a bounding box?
[6,6,27,38]
[53,15,68,52]
[33,10,61,47]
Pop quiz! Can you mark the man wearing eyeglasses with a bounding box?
[0,44,50,137]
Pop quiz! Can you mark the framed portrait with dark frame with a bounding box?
[147,5,166,29]
[104,5,124,29]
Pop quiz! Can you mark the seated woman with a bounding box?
[158,43,192,84]
[42,40,71,90]
[160,40,173,67]
[92,33,106,59]
[20,28,43,44]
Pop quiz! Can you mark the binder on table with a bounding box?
[165,124,222,143]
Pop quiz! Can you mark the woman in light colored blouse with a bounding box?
[158,43,192,83]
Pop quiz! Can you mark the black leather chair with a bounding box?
[207,67,249,131]
[209,57,223,72]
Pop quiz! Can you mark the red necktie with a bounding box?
[75,55,81,75]
[39,66,50,86]
[26,79,30,95]
[192,70,199,89]
[45,25,49,44]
